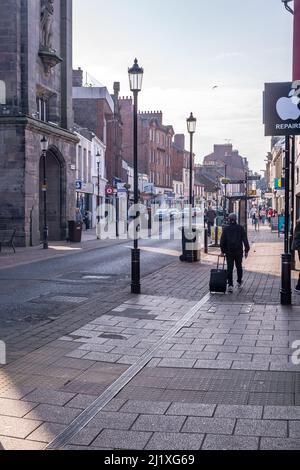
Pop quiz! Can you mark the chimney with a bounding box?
[174,134,185,150]
[73,67,83,87]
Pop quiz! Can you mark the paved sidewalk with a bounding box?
[0,230,126,270]
[1,225,300,450]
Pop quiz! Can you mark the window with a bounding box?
[0,80,6,104]
[83,148,87,182]
[36,97,49,122]
[78,146,82,180]
[88,151,92,183]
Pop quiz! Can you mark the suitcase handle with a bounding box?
[217,255,226,270]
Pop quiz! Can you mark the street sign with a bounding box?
[76,180,82,191]
[247,175,261,181]
[274,178,285,190]
[248,190,257,197]
[229,180,246,185]
[106,186,113,196]
[264,82,300,136]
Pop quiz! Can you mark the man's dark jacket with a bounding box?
[220,222,250,257]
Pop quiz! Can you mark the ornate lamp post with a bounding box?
[128,58,144,294]
[40,136,49,249]
[187,113,197,213]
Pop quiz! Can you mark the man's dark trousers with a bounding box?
[227,254,243,286]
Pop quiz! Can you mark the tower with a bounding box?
[0,0,77,246]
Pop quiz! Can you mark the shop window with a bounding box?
[0,80,6,104]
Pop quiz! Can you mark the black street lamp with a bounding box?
[187,113,197,213]
[124,183,131,231]
[96,151,101,240]
[128,58,144,294]
[40,136,49,249]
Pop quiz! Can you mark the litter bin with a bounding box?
[179,226,201,263]
[68,221,82,242]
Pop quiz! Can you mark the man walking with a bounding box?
[206,205,216,238]
[220,213,250,293]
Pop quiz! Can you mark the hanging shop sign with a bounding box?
[264,82,300,136]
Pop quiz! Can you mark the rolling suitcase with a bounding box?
[209,256,227,294]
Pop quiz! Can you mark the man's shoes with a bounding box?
[294,286,300,294]
[237,281,243,290]
[228,286,233,293]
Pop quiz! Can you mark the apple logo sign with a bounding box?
[276,89,300,121]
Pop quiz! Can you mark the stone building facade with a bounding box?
[119,99,174,193]
[0,0,77,246]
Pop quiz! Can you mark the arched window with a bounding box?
[0,80,6,104]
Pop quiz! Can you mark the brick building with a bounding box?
[0,0,77,246]
[171,134,194,202]
[72,69,123,186]
[119,99,174,195]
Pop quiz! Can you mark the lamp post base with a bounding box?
[43,227,48,250]
[281,253,292,306]
[131,248,141,294]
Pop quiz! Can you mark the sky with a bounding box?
[73,0,294,172]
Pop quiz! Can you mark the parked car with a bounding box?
[168,208,181,220]
[181,207,201,218]
[154,209,170,221]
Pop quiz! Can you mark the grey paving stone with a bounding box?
[166,403,216,417]
[260,437,300,450]
[248,393,294,406]
[91,429,152,450]
[182,417,235,435]
[215,405,263,419]
[235,419,287,437]
[25,404,81,425]
[0,436,45,451]
[217,353,253,362]
[65,394,98,410]
[264,406,300,420]
[232,361,270,371]
[158,358,196,368]
[289,421,300,438]
[132,414,186,432]
[82,352,122,363]
[27,422,66,443]
[120,400,171,415]
[194,360,233,370]
[0,398,37,418]
[24,389,75,406]
[0,416,42,439]
[145,432,203,450]
[102,399,127,412]
[202,434,259,450]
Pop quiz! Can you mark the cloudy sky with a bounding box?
[73,0,293,172]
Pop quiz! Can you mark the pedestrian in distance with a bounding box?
[220,213,250,293]
[75,207,83,224]
[206,205,216,238]
[292,219,300,294]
